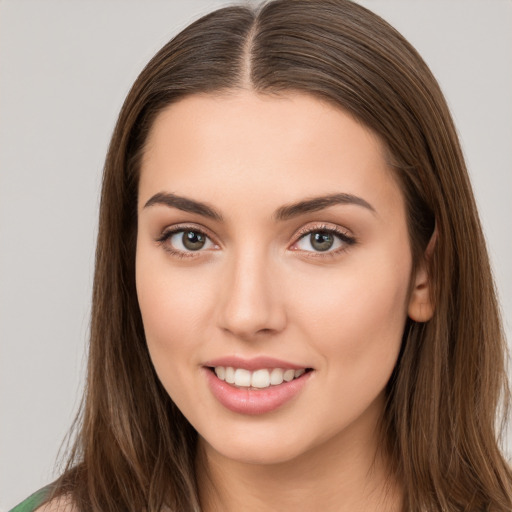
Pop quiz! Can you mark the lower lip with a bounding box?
[204,368,312,415]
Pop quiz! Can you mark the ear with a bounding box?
[407,230,436,322]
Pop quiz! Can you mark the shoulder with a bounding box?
[34,497,77,512]
[9,488,76,512]
[9,488,49,512]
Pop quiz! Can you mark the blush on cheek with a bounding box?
[300,265,409,368]
[137,262,205,332]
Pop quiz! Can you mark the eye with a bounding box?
[292,226,356,254]
[157,227,217,256]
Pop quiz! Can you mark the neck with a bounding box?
[195,398,402,512]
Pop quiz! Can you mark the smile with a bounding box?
[213,366,307,388]
[203,359,314,415]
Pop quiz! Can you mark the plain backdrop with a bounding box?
[1,0,511,509]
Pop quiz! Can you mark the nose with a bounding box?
[216,248,287,340]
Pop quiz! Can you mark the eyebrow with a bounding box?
[274,193,376,220]
[143,191,375,221]
[144,192,223,221]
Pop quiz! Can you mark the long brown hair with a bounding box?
[49,1,511,510]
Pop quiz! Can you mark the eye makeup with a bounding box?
[290,222,357,259]
[154,221,357,260]
[155,223,219,259]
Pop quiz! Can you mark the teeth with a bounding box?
[225,366,235,384]
[251,369,270,388]
[283,369,295,382]
[213,366,308,389]
[214,366,226,380]
[270,368,284,385]
[234,368,251,387]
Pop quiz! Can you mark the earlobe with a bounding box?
[407,231,436,322]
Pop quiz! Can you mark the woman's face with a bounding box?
[136,91,427,465]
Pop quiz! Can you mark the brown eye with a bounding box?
[293,227,355,254]
[310,231,334,251]
[162,229,216,254]
[182,231,206,251]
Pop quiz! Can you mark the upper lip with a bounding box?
[203,356,311,371]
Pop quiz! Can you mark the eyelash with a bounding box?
[292,224,356,259]
[155,223,356,259]
[155,224,216,259]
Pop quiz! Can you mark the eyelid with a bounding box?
[156,223,220,257]
[157,222,217,239]
[155,221,356,259]
[289,222,356,256]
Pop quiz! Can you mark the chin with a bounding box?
[199,425,314,466]
[198,418,342,468]
[213,444,307,466]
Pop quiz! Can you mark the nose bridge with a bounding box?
[217,242,286,338]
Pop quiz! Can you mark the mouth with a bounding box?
[208,366,313,389]
[203,359,314,415]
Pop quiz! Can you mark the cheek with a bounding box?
[138,273,208,343]
[285,252,411,438]
[291,250,411,371]
[135,246,216,395]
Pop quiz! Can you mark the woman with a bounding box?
[12,0,511,510]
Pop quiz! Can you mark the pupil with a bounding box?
[311,231,334,251]
[183,231,206,251]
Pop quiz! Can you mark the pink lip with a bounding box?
[203,366,313,415]
[203,356,308,371]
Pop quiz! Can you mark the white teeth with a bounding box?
[234,368,251,387]
[213,366,308,388]
[225,366,235,384]
[251,369,270,388]
[270,368,284,385]
[214,366,226,380]
[283,369,295,382]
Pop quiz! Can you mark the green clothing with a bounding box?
[9,487,51,512]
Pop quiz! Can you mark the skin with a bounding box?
[135,91,432,512]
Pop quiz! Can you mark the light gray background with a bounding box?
[1,0,511,509]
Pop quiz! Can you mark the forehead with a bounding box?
[138,91,402,220]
